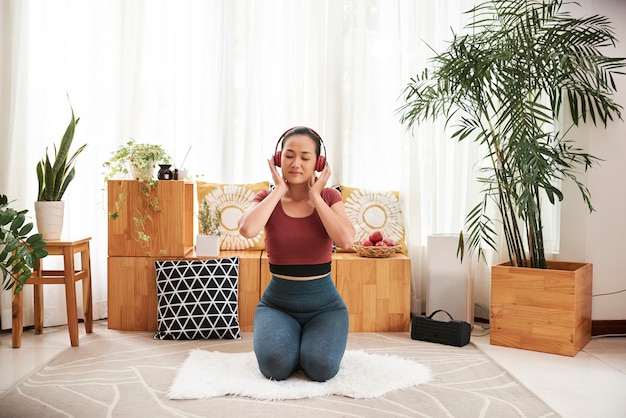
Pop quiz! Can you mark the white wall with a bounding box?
[558,0,626,320]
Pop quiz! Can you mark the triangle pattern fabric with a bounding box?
[154,257,240,340]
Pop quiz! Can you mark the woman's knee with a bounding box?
[253,308,301,380]
[299,310,349,381]
[256,348,299,381]
[300,352,341,382]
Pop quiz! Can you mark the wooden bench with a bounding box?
[108,250,411,332]
[106,180,411,333]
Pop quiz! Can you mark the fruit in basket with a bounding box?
[356,231,398,257]
[368,230,384,244]
[383,238,395,246]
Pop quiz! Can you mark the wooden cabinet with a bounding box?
[107,180,194,331]
[107,180,194,257]
[107,251,261,331]
[221,251,261,332]
[261,251,411,332]
[335,252,411,332]
[108,256,160,330]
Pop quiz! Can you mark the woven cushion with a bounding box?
[154,257,241,340]
[340,185,406,254]
[197,181,270,250]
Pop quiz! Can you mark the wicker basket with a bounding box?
[352,243,401,258]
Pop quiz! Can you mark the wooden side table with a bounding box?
[12,237,93,348]
[334,252,412,332]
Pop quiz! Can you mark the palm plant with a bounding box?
[399,0,625,269]
[36,101,87,201]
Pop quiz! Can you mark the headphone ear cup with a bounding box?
[315,155,326,172]
[274,151,282,167]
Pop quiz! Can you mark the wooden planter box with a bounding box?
[490,261,592,356]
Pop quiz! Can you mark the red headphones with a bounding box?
[273,126,327,172]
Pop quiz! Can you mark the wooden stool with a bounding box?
[12,237,93,348]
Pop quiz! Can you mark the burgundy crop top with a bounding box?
[252,187,342,277]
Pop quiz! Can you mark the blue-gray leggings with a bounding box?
[253,274,349,382]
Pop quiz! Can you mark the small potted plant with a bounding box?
[35,100,87,240]
[0,195,48,294]
[103,139,171,183]
[196,199,221,256]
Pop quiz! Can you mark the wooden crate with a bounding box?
[260,252,411,332]
[107,180,194,257]
[222,251,261,332]
[107,256,159,331]
[107,251,262,331]
[335,252,411,332]
[490,261,592,356]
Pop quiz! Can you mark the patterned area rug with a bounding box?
[0,323,558,417]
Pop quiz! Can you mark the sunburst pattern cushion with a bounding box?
[197,181,270,250]
[340,185,406,254]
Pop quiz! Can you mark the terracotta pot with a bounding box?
[490,261,592,356]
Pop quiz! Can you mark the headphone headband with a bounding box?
[278,126,323,143]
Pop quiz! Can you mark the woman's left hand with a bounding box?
[310,164,331,196]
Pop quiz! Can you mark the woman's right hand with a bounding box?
[268,157,288,195]
[239,158,286,238]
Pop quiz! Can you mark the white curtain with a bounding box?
[2,0,554,329]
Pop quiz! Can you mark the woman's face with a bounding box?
[280,134,317,184]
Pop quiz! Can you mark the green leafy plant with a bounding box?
[198,199,221,236]
[103,139,171,183]
[0,195,48,294]
[398,0,625,269]
[36,101,87,201]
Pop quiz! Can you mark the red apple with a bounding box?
[361,239,374,246]
[383,238,395,246]
[368,230,383,243]
[375,240,387,246]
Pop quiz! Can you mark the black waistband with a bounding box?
[269,262,331,277]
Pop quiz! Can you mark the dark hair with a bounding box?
[280,126,322,157]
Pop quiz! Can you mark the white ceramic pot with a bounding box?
[34,201,65,240]
[196,234,220,256]
[130,164,156,181]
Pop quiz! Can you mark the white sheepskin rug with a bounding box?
[168,350,431,400]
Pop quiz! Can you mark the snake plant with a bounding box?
[36,101,87,201]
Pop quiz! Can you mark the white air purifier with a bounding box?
[426,234,474,323]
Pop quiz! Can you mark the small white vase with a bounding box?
[34,201,65,240]
[196,234,220,256]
